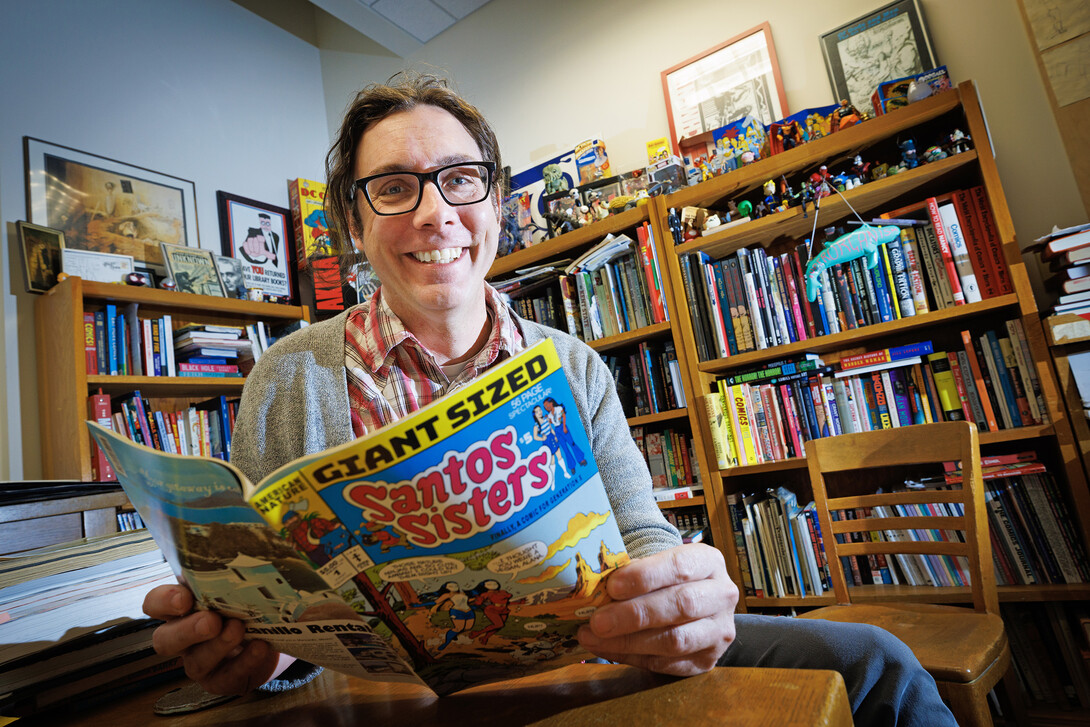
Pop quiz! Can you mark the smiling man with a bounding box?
[143,73,955,727]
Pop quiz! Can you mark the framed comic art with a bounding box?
[819,0,937,114]
[213,253,247,300]
[661,23,788,156]
[16,221,65,293]
[216,191,296,304]
[161,243,226,298]
[23,137,198,269]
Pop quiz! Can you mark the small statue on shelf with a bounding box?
[832,99,863,131]
[899,139,919,169]
[946,128,972,155]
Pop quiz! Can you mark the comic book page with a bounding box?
[247,339,629,695]
[87,423,424,689]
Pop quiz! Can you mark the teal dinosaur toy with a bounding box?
[804,225,901,302]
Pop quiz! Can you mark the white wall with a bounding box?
[320,0,1084,282]
[0,0,330,479]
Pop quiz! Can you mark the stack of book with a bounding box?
[682,187,1011,361]
[84,305,177,377]
[662,506,710,544]
[173,323,252,376]
[1033,222,1090,315]
[91,390,238,463]
[493,263,571,331]
[0,530,179,717]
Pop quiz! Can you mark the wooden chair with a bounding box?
[799,421,1021,727]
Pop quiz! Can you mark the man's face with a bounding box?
[222,268,241,288]
[260,218,272,233]
[352,105,499,328]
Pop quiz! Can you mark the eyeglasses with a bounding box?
[351,161,496,216]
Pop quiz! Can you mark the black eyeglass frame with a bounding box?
[350,161,497,216]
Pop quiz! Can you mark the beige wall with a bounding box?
[320,0,1084,297]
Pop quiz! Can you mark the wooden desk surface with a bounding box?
[47,664,851,727]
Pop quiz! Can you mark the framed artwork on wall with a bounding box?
[819,0,938,113]
[216,191,296,304]
[661,23,788,156]
[16,221,65,293]
[161,243,226,298]
[23,137,199,269]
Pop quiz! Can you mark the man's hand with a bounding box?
[242,233,277,265]
[144,584,285,695]
[576,543,738,676]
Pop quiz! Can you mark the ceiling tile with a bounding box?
[372,0,454,42]
[432,0,491,20]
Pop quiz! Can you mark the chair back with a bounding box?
[806,421,998,614]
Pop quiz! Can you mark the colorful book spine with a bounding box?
[927,197,966,305]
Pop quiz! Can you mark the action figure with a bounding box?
[899,139,919,169]
[946,128,972,155]
[832,99,863,130]
[542,164,568,195]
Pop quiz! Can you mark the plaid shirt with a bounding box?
[345,284,524,437]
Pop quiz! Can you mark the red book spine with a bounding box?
[926,197,965,305]
[177,363,240,373]
[960,330,999,432]
[955,189,998,298]
[947,352,974,421]
[970,186,1013,294]
[635,223,665,323]
[781,254,809,341]
[88,391,115,481]
[83,312,98,375]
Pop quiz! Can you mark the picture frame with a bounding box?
[23,137,199,269]
[60,248,135,285]
[161,243,226,298]
[819,0,938,114]
[661,23,788,156]
[216,191,296,304]
[213,253,247,300]
[16,221,65,293]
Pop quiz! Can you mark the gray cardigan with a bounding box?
[232,305,681,559]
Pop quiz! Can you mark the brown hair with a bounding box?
[325,71,503,257]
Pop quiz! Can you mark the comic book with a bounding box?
[87,339,629,696]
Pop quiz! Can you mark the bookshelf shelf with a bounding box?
[586,321,672,352]
[720,457,808,477]
[87,375,246,397]
[697,295,1017,375]
[677,152,979,261]
[77,280,307,322]
[658,496,706,510]
[628,408,689,427]
[744,584,1090,609]
[978,424,1055,444]
[489,205,649,278]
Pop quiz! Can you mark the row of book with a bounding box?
[681,187,1011,361]
[662,506,711,545]
[603,341,686,418]
[630,425,701,494]
[703,322,1047,469]
[725,454,1087,600]
[116,510,146,532]
[1003,602,1090,710]
[88,390,238,479]
[496,223,669,343]
[83,308,308,379]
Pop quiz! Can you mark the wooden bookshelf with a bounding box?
[653,81,1090,618]
[35,276,310,481]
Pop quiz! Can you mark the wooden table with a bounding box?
[47,664,852,727]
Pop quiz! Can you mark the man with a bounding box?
[144,73,955,726]
[258,213,280,258]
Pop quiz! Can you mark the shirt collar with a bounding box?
[347,283,523,375]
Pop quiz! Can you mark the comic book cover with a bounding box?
[88,339,628,696]
[287,178,334,261]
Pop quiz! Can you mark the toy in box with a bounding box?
[288,178,334,260]
[767,105,838,155]
[647,155,687,196]
[509,150,578,245]
[712,116,768,166]
[574,139,610,184]
[871,66,951,116]
[618,168,650,197]
[646,137,671,165]
[499,191,534,256]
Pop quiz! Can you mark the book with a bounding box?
[839,342,933,371]
[288,178,331,260]
[926,353,965,421]
[87,340,631,697]
[937,199,982,302]
[926,197,966,305]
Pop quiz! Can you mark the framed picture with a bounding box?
[16,221,65,293]
[161,243,226,298]
[61,248,135,285]
[216,191,296,303]
[23,137,199,270]
[661,23,788,156]
[213,253,247,299]
[819,0,937,114]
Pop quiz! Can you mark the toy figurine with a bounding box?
[542,164,568,195]
[899,139,919,169]
[851,155,871,180]
[736,199,754,219]
[125,272,150,286]
[946,128,972,155]
[586,192,609,222]
[871,163,889,180]
[810,165,833,198]
[667,207,683,244]
[923,145,948,163]
[762,179,779,211]
[832,99,863,131]
[804,225,901,301]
